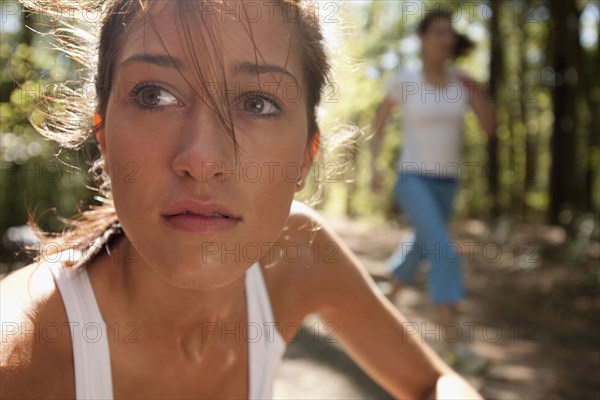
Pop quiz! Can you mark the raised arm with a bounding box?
[370,96,397,161]
[289,206,483,399]
[370,96,397,190]
[458,73,496,138]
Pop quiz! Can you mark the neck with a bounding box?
[422,56,448,84]
[94,235,247,342]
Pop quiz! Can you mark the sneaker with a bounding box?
[452,345,489,374]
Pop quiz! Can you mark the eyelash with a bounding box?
[236,91,284,121]
[128,82,284,120]
[128,81,178,113]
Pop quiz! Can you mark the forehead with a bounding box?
[117,0,303,80]
[428,17,452,31]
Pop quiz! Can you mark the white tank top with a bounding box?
[47,255,286,399]
[386,67,470,179]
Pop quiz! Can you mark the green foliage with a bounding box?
[0,15,93,239]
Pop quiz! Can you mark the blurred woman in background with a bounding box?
[370,10,496,372]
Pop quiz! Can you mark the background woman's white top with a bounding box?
[385,67,470,180]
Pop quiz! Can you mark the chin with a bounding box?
[149,252,252,289]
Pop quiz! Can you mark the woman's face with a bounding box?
[100,1,312,288]
[420,18,456,63]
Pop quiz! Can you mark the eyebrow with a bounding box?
[232,61,299,85]
[119,54,185,70]
[118,55,299,85]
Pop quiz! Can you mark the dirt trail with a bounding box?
[273,215,600,399]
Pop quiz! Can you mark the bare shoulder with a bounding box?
[1,262,75,398]
[262,201,381,319]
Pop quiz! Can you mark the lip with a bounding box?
[160,199,241,233]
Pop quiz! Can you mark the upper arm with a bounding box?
[384,71,408,105]
[285,205,449,398]
[373,72,411,133]
[378,96,397,119]
[457,72,496,137]
[372,96,397,140]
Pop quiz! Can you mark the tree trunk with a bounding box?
[487,0,503,220]
[547,0,582,224]
[583,11,600,213]
[522,1,537,221]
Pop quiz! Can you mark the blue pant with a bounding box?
[387,173,465,304]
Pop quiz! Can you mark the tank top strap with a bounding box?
[245,262,287,399]
[47,260,114,400]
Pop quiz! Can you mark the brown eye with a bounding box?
[244,97,265,113]
[242,95,277,116]
[132,84,179,109]
[140,87,162,106]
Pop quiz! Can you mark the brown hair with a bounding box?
[417,10,475,59]
[21,0,331,262]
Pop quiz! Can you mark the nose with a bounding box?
[171,108,235,182]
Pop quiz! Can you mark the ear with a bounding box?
[296,132,320,192]
[311,131,320,158]
[94,113,106,154]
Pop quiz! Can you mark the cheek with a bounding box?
[442,34,455,47]
[103,139,138,200]
[245,179,296,261]
[422,37,435,52]
[236,130,307,238]
[102,120,164,222]
[103,108,168,177]
[242,139,304,201]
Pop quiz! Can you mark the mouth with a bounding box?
[161,201,241,233]
[166,211,233,218]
